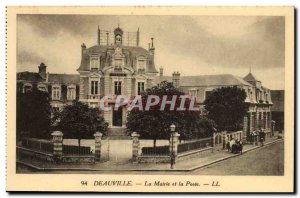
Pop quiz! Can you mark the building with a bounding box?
[17,25,273,137]
[271,90,284,132]
[156,70,273,137]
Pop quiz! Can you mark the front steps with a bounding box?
[105,127,131,140]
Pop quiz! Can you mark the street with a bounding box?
[17,141,283,175]
[190,141,284,175]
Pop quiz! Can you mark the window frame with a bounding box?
[137,56,146,72]
[52,85,61,100]
[23,83,32,93]
[137,81,145,95]
[90,55,100,70]
[67,85,76,100]
[114,81,122,95]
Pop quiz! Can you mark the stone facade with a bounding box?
[17,25,273,137]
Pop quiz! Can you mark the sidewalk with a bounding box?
[17,136,283,172]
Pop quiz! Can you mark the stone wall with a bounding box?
[137,156,170,163]
[17,146,54,162]
[62,155,95,164]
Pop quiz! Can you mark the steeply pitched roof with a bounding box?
[155,74,252,87]
[243,72,260,82]
[48,74,80,84]
[78,45,158,73]
[17,72,44,82]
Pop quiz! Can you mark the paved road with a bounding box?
[17,141,283,175]
[190,141,284,175]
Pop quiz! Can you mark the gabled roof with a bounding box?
[155,74,252,87]
[243,72,260,82]
[17,72,44,82]
[48,74,80,84]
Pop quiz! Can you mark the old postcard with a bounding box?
[6,6,294,192]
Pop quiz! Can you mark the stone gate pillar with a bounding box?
[51,131,63,162]
[94,132,103,162]
[131,132,140,163]
[222,131,227,149]
[169,132,180,161]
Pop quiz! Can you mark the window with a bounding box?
[205,91,211,99]
[38,84,46,92]
[23,84,32,93]
[90,56,99,69]
[137,82,145,95]
[138,59,146,72]
[53,107,60,112]
[91,81,98,95]
[189,89,197,97]
[114,81,122,95]
[52,86,61,100]
[67,86,76,100]
[115,59,122,68]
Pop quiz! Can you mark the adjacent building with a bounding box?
[271,90,284,132]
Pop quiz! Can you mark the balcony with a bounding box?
[87,94,101,100]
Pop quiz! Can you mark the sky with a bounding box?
[17,15,285,90]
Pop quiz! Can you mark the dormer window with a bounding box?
[23,83,32,93]
[38,84,47,92]
[114,58,123,71]
[137,57,146,72]
[90,56,99,69]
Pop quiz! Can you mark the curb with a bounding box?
[17,139,283,172]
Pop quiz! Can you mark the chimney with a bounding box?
[159,67,163,77]
[97,26,100,45]
[38,62,47,80]
[136,28,140,46]
[106,32,109,46]
[149,38,155,55]
[172,72,180,88]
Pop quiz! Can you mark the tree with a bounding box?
[126,81,216,147]
[203,86,248,132]
[17,87,52,139]
[57,101,108,147]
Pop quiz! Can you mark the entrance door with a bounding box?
[113,109,122,126]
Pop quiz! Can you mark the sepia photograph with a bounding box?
[6,6,294,192]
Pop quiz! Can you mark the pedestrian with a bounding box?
[259,128,264,146]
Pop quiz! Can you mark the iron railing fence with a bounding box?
[178,137,212,154]
[62,145,93,155]
[21,138,53,154]
[141,145,170,156]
